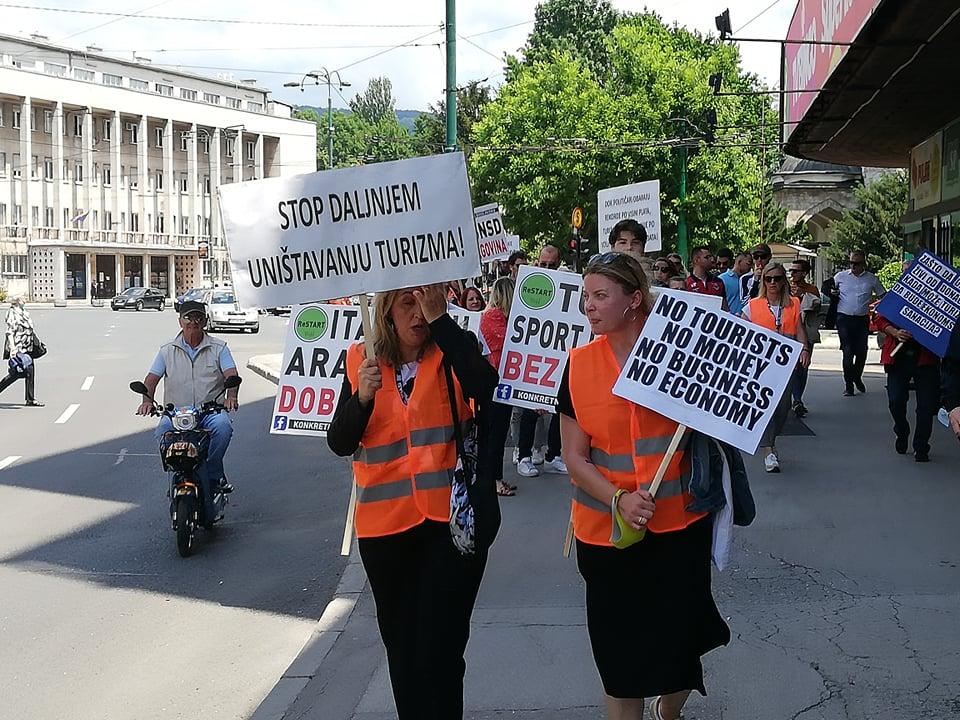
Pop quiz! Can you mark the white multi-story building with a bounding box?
[0,32,316,302]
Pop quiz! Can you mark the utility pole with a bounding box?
[678,144,688,264]
[326,82,334,170]
[284,69,350,170]
[445,0,457,152]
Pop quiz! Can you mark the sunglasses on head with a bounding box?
[587,251,644,284]
[764,274,785,283]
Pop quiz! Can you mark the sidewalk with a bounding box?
[247,358,960,720]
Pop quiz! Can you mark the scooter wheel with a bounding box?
[174,495,196,557]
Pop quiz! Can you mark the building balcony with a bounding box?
[21,226,205,252]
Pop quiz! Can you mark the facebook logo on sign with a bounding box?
[496,384,513,401]
[273,415,288,431]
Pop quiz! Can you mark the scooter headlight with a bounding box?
[172,410,197,431]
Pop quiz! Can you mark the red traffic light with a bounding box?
[568,237,578,251]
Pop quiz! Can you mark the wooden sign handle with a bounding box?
[890,340,905,357]
[341,295,376,556]
[562,423,687,558]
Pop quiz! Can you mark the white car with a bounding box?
[202,289,259,333]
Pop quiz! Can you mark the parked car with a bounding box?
[111,287,166,311]
[202,289,259,333]
[174,287,205,314]
[264,306,292,316]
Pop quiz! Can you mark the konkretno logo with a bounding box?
[294,306,328,342]
[519,272,555,310]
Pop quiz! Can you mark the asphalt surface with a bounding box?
[0,305,349,720]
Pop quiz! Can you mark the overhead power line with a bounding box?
[0,2,438,28]
[457,33,504,63]
[734,0,792,33]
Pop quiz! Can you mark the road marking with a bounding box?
[0,456,22,470]
[54,404,80,424]
[81,376,95,391]
[114,448,127,465]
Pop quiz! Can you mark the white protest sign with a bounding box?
[447,303,491,355]
[475,203,511,263]
[598,180,662,252]
[495,266,592,412]
[652,286,723,311]
[220,152,481,308]
[612,292,802,454]
[270,303,364,437]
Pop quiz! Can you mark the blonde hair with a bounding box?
[488,277,515,318]
[584,252,654,317]
[761,262,790,306]
[372,289,434,368]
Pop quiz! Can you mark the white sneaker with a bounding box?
[543,457,568,474]
[517,457,540,477]
[532,446,545,465]
[511,447,519,464]
[764,452,780,473]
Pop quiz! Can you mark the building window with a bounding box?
[155,127,164,148]
[180,131,189,152]
[180,215,190,234]
[202,259,212,277]
[130,78,149,91]
[203,217,211,236]
[155,171,163,191]
[247,101,263,113]
[43,110,53,133]
[201,135,209,154]
[62,159,69,181]
[102,118,111,141]
[130,212,140,232]
[73,114,83,137]
[93,162,99,185]
[103,164,111,186]
[156,213,165,233]
[104,211,112,230]
[127,122,139,144]
[12,153,21,178]
[102,73,123,87]
[74,68,95,82]
[0,151,5,177]
[44,62,67,77]
[203,175,211,194]
[0,203,6,224]
[31,206,39,226]
[203,93,220,105]
[226,97,241,109]
[1,255,28,276]
[92,210,98,228]
[179,174,188,193]
[14,205,22,224]
[245,140,255,161]
[0,106,4,126]
[63,208,70,227]
[31,155,39,179]
[180,88,198,101]
[43,157,53,180]
[225,140,233,158]
[12,108,21,129]
[156,83,173,96]
[75,162,83,183]
[44,206,54,227]
[129,166,138,189]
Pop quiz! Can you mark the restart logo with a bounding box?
[294,306,329,342]
[519,272,555,310]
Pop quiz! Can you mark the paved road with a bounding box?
[0,306,349,720]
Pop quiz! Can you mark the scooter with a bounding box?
[130,375,242,557]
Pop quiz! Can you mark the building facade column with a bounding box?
[232,131,242,183]
[116,254,123,292]
[188,123,198,244]
[138,115,148,234]
[85,253,93,300]
[210,128,222,249]
[53,101,64,230]
[254,133,264,180]
[167,254,176,299]
[53,248,65,302]
[20,96,32,233]
[83,109,94,226]
[144,254,151,289]
[112,109,122,234]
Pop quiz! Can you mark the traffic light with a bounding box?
[715,9,732,41]
[703,109,717,145]
[568,235,579,253]
[709,73,722,95]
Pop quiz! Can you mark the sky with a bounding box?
[2,0,799,111]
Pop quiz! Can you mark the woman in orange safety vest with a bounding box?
[741,262,810,473]
[557,252,730,720]
[327,284,499,720]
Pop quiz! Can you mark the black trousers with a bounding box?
[886,360,939,455]
[836,313,870,386]
[0,365,35,403]
[484,401,514,482]
[359,521,488,720]
[517,408,560,461]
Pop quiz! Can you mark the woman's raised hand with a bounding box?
[412,284,448,324]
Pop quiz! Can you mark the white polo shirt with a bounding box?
[834,269,885,316]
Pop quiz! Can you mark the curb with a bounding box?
[249,546,367,720]
[246,355,370,720]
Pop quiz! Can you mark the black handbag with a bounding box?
[28,335,47,359]
[443,361,500,555]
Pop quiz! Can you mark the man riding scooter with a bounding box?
[135,300,239,523]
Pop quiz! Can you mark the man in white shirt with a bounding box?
[833,250,885,396]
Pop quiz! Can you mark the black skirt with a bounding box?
[576,516,730,699]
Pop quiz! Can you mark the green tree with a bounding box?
[828,171,908,271]
[413,81,494,155]
[523,0,618,78]
[349,76,396,125]
[469,12,779,254]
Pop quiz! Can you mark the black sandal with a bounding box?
[496,480,516,496]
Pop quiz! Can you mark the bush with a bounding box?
[878,260,904,289]
[0,287,6,303]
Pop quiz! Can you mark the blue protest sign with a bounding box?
[874,250,960,357]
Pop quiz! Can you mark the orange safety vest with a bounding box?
[346,342,473,538]
[747,296,800,337]
[568,336,706,545]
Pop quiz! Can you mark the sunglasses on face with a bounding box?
[764,275,785,283]
[753,252,771,260]
[654,265,672,272]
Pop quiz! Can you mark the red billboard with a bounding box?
[783,0,882,129]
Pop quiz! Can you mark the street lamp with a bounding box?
[285,68,351,170]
